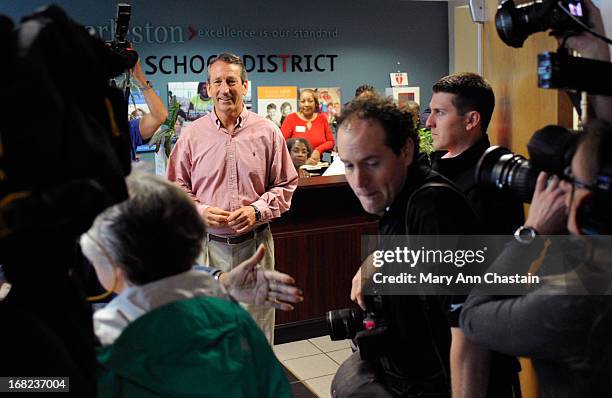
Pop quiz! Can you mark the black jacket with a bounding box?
[431,136,525,235]
[461,239,612,398]
[374,155,481,396]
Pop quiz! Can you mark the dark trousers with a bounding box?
[332,352,450,398]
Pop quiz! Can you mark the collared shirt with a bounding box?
[93,270,228,346]
[167,106,298,236]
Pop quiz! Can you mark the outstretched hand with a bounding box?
[220,245,303,311]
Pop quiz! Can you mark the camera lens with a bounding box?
[476,146,538,203]
[326,308,364,341]
[495,0,577,48]
[495,0,526,48]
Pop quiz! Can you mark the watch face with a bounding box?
[515,226,535,243]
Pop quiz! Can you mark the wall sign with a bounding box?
[145,53,338,75]
[390,72,409,87]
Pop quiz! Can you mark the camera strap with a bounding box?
[403,181,466,394]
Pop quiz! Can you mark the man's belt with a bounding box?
[207,223,269,245]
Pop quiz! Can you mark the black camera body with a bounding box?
[327,294,395,361]
[476,125,580,203]
[496,0,588,48]
[106,3,138,69]
[496,0,612,97]
[481,0,611,203]
[538,51,612,96]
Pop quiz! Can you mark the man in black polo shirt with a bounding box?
[427,72,524,234]
[331,95,488,398]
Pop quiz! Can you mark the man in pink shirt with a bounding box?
[167,53,298,343]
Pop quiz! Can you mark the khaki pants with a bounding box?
[199,227,275,344]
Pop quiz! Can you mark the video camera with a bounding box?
[326,294,394,361]
[496,0,612,96]
[476,1,612,203]
[106,3,138,69]
[476,125,580,202]
[496,0,587,48]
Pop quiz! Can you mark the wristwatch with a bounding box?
[212,269,224,281]
[136,80,153,91]
[514,226,538,244]
[251,205,261,222]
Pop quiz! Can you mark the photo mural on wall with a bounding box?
[257,86,298,128]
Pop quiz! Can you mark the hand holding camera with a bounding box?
[563,0,610,61]
[525,172,568,234]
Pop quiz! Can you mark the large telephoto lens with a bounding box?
[326,308,364,341]
[495,0,579,48]
[476,146,538,203]
[495,0,546,48]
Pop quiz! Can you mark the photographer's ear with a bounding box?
[464,111,481,132]
[400,138,415,166]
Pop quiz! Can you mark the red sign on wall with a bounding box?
[390,72,409,87]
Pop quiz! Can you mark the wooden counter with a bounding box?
[270,175,378,340]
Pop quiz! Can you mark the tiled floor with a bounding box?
[274,336,352,398]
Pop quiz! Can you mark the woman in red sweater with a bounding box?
[281,89,334,165]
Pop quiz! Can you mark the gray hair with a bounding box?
[207,52,248,83]
[80,173,205,285]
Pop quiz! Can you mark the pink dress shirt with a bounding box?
[167,107,298,236]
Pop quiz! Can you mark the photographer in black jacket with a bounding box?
[331,94,488,398]
[460,120,612,398]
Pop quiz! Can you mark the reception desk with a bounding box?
[271,175,378,341]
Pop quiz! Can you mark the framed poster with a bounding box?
[301,87,342,125]
[128,89,161,118]
[385,86,420,107]
[257,86,298,128]
[167,81,212,122]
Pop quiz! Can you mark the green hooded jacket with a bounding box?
[97,296,290,397]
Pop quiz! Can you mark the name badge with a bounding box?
[295,125,306,133]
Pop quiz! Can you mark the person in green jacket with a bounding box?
[81,173,301,397]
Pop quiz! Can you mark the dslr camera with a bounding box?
[326,294,394,360]
[476,125,580,203]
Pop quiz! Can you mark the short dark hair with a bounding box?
[207,52,248,83]
[432,72,495,133]
[355,84,375,98]
[338,93,419,156]
[84,173,205,285]
[266,103,277,111]
[287,137,312,157]
[196,81,206,94]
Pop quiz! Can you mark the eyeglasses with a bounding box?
[563,166,612,193]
